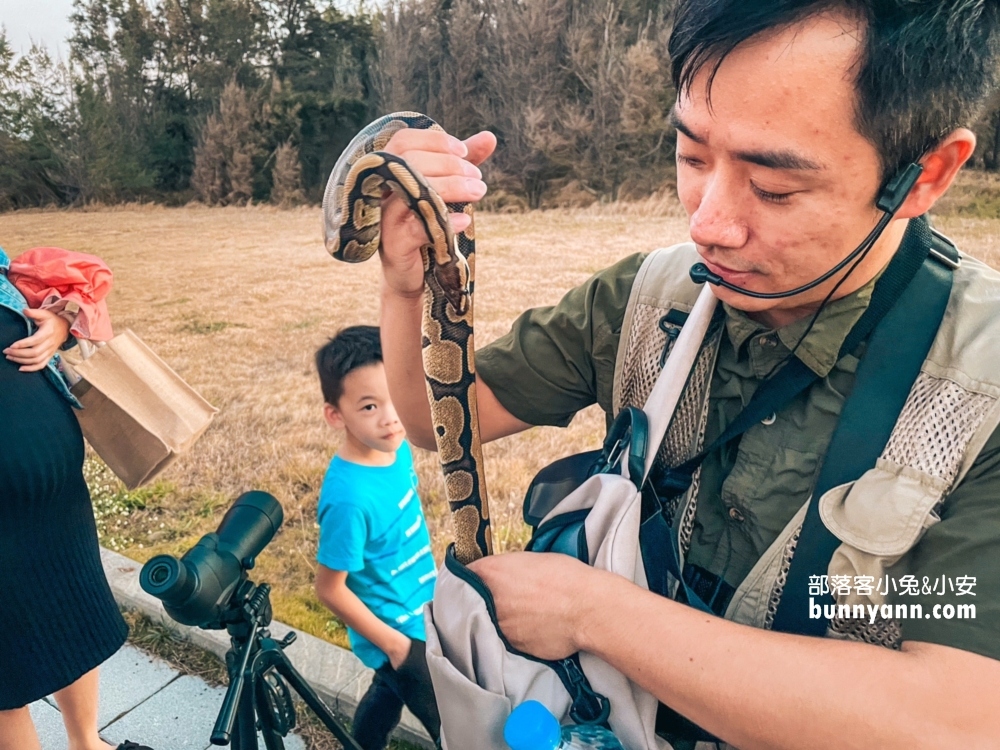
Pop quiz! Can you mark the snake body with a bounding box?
[323,112,492,564]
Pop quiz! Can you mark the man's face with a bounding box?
[674,12,893,323]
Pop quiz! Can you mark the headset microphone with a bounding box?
[689,162,924,299]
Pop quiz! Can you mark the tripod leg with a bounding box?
[215,621,261,748]
[231,671,261,750]
[259,724,285,750]
[269,653,365,750]
[255,674,286,750]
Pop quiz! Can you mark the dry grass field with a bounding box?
[3,179,1000,650]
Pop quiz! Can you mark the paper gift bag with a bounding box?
[65,330,218,489]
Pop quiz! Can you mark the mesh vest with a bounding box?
[612,241,1000,649]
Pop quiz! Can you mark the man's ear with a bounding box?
[895,128,977,219]
[324,402,345,429]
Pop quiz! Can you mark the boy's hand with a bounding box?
[4,308,71,372]
[386,632,413,671]
[315,566,418,672]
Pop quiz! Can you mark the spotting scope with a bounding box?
[139,491,283,628]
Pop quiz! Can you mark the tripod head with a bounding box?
[208,577,362,750]
[211,579,298,746]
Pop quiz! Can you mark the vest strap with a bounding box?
[772,217,954,634]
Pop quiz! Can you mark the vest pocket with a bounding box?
[813,461,945,646]
[818,458,946,557]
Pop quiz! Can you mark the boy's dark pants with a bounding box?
[352,639,441,750]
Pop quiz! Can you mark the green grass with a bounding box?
[950,192,1000,218]
[84,457,175,552]
[86,453,353,651]
[281,317,322,332]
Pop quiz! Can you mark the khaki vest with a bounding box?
[612,241,1000,648]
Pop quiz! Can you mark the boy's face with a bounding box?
[325,362,406,454]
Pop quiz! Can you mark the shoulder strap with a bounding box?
[639,219,955,747]
[772,220,956,634]
[633,284,719,483]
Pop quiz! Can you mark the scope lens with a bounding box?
[139,492,283,628]
[140,554,193,605]
[148,562,172,586]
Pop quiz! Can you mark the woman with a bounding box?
[0,247,151,750]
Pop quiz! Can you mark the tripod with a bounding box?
[210,580,365,750]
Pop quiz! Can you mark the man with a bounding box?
[375,1,1000,747]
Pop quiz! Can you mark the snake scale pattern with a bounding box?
[322,112,493,564]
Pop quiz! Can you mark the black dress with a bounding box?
[0,306,127,710]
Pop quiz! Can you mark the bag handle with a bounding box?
[594,406,648,485]
[61,339,105,388]
[78,339,105,360]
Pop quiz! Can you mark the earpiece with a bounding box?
[688,163,923,299]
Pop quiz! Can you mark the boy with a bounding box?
[313,325,440,750]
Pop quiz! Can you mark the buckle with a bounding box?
[929,227,961,270]
[598,438,624,474]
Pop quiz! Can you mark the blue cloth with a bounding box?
[0,247,80,408]
[316,441,437,669]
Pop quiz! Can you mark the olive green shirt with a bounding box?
[477,252,1000,660]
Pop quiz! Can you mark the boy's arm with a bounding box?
[314,564,412,669]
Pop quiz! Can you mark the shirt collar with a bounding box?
[723,273,878,377]
[0,247,9,271]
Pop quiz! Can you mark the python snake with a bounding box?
[322,112,492,564]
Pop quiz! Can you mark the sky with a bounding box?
[1,0,77,59]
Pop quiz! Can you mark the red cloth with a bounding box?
[8,247,114,342]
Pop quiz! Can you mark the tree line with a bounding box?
[5,0,1000,213]
[1,0,375,210]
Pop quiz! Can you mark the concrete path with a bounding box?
[29,643,306,750]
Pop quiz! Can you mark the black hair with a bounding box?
[315,325,382,406]
[669,0,1000,183]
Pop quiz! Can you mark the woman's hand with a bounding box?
[3,308,72,372]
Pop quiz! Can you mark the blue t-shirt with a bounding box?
[316,441,437,668]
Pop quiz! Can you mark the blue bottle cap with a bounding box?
[504,701,562,750]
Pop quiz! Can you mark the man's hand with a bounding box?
[469,551,599,661]
[376,126,515,451]
[471,554,1000,749]
[379,127,496,298]
[3,308,71,372]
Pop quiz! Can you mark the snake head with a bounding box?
[432,248,471,315]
